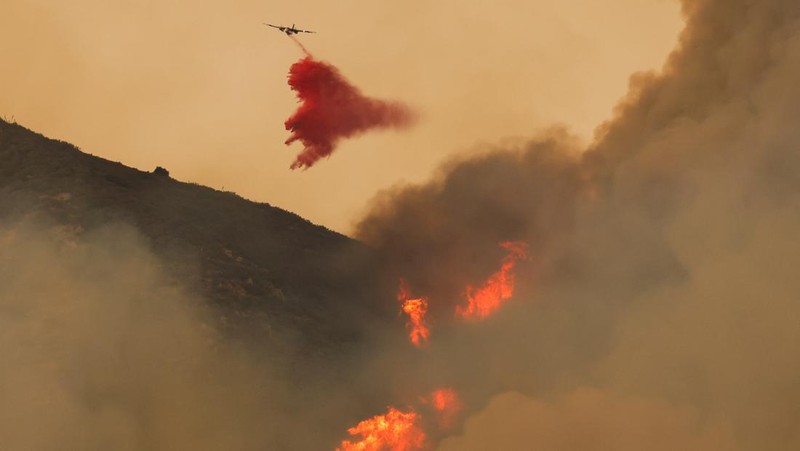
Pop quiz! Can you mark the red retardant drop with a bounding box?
[284,57,415,170]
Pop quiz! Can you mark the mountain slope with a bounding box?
[0,118,388,353]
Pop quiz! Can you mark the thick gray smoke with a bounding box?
[355,0,800,449]
[0,221,361,450]
[4,0,799,449]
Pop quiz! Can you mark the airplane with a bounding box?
[263,23,315,35]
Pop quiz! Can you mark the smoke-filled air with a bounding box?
[352,0,800,449]
[0,223,296,449]
[2,0,800,450]
[283,55,416,169]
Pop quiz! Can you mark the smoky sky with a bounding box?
[354,0,800,449]
[3,0,800,449]
[0,0,681,233]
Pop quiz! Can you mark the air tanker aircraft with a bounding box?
[264,23,315,35]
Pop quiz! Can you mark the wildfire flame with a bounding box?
[398,279,430,348]
[455,241,529,320]
[337,407,426,451]
[427,388,462,430]
[338,240,524,448]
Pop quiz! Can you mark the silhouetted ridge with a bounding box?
[0,118,388,354]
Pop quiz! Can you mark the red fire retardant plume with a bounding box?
[284,57,415,169]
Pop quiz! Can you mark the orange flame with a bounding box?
[427,388,462,430]
[455,241,529,320]
[337,407,426,451]
[398,279,430,348]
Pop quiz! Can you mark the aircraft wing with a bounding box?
[298,29,315,33]
[264,23,282,29]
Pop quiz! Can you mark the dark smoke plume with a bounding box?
[284,57,416,169]
[354,0,800,449]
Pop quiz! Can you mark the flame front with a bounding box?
[455,241,529,320]
[337,407,425,451]
[337,243,524,449]
[398,279,430,348]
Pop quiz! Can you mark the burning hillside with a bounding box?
[1,0,799,449]
[347,0,800,449]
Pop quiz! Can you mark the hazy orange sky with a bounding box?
[1,0,682,234]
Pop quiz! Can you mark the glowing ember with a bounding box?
[455,241,529,320]
[402,299,429,347]
[397,279,430,348]
[337,407,426,451]
[427,388,462,430]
